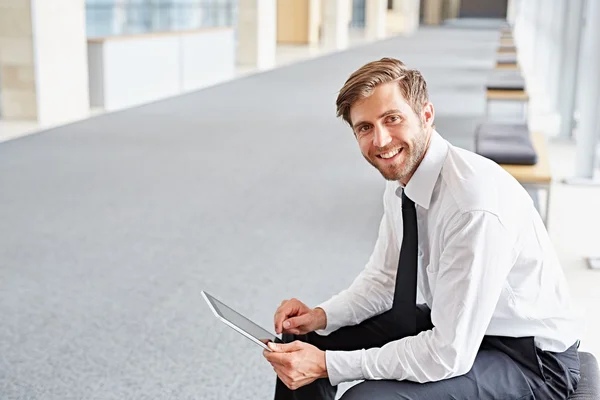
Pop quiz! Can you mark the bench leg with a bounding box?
[544,184,550,228]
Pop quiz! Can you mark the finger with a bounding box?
[283,314,311,331]
[274,302,288,334]
[274,301,295,334]
[263,349,288,365]
[269,340,304,353]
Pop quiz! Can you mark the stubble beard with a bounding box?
[368,127,429,182]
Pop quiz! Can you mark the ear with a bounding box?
[421,102,435,128]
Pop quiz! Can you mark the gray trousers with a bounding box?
[274,306,580,400]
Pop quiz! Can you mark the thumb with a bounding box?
[283,314,311,330]
[269,340,304,353]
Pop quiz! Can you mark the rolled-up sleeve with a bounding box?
[325,210,517,384]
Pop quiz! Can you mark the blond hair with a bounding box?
[336,58,430,126]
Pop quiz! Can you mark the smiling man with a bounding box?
[262,58,581,400]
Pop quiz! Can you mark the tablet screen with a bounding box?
[204,292,280,345]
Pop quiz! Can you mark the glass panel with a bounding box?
[85,0,238,38]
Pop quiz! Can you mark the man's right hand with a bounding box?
[273,298,327,335]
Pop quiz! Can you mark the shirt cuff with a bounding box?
[325,349,365,386]
[314,295,355,336]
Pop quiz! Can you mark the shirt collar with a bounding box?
[395,130,449,209]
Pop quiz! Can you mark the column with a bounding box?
[0,0,90,126]
[507,0,517,25]
[557,0,585,139]
[531,0,553,108]
[322,0,350,50]
[365,0,386,40]
[237,0,277,70]
[388,0,420,35]
[512,0,525,56]
[445,0,460,20]
[520,0,540,79]
[422,0,442,26]
[546,0,568,113]
[573,0,600,180]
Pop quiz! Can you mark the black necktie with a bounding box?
[392,190,418,336]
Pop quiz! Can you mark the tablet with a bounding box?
[202,291,282,351]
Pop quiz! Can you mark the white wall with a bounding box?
[103,36,180,111]
[180,30,235,92]
[88,29,236,112]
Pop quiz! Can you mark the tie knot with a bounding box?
[402,191,415,209]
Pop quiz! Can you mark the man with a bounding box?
[262,58,581,399]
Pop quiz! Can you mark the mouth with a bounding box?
[376,148,403,162]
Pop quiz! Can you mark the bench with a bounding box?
[475,123,550,225]
[498,45,517,54]
[485,69,529,117]
[572,352,600,399]
[496,53,519,70]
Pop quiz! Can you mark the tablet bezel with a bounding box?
[202,290,278,352]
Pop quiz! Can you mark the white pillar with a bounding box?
[546,0,568,113]
[0,0,90,126]
[507,0,518,25]
[531,0,553,110]
[521,0,540,79]
[388,0,420,35]
[322,0,350,50]
[365,0,387,40]
[557,0,585,139]
[574,0,600,179]
[512,0,525,54]
[237,0,277,70]
[422,0,442,26]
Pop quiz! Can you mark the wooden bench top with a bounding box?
[500,132,551,184]
[495,63,519,70]
[487,89,529,101]
[498,46,517,54]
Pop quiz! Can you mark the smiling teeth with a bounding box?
[380,148,401,159]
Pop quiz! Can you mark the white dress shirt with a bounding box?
[316,131,580,386]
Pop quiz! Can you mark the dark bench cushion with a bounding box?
[475,122,537,165]
[571,352,600,399]
[497,53,518,64]
[486,69,525,91]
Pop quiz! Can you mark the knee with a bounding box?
[340,381,386,400]
[340,381,413,400]
[339,382,368,400]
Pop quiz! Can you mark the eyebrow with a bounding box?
[352,109,404,130]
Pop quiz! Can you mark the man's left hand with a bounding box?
[262,341,328,390]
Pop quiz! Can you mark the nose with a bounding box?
[373,125,392,148]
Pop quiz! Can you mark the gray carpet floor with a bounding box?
[1,25,502,399]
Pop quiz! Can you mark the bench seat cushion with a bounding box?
[497,53,518,64]
[487,69,525,91]
[475,123,537,165]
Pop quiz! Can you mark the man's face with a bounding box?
[349,82,433,184]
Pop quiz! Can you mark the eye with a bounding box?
[386,115,401,123]
[356,125,371,135]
